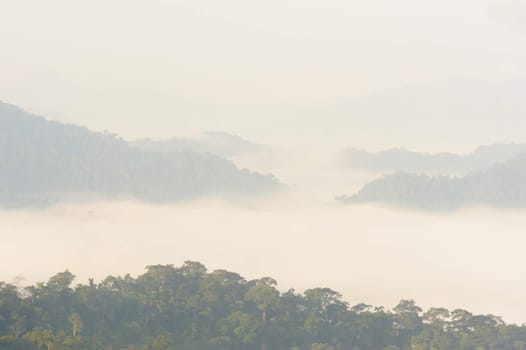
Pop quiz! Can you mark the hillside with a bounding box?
[344,143,526,175]
[340,152,526,209]
[0,101,278,206]
[131,131,263,159]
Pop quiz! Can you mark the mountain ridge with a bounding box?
[344,143,526,175]
[339,151,526,210]
[0,101,279,207]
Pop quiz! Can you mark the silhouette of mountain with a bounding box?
[344,143,526,175]
[0,101,279,207]
[131,131,263,159]
[339,152,526,209]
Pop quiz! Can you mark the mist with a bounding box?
[3,1,526,348]
[2,112,526,323]
[2,140,526,323]
[3,196,526,323]
[2,0,526,148]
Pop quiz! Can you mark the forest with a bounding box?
[0,261,524,350]
[0,101,278,207]
[341,150,526,210]
[343,143,526,175]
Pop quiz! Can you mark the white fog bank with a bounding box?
[2,199,526,324]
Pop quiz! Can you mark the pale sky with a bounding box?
[1,0,525,106]
[1,0,525,146]
[1,0,526,149]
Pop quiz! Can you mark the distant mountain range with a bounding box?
[339,152,526,210]
[0,101,279,207]
[5,77,526,147]
[337,79,526,144]
[344,143,526,175]
[297,79,526,146]
[131,131,263,159]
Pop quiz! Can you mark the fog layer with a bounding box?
[2,0,526,328]
[2,195,526,323]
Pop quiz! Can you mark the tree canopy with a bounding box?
[0,262,524,350]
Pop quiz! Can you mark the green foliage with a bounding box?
[0,261,525,350]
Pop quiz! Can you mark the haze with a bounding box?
[3,199,526,323]
[2,0,526,327]
[1,0,526,146]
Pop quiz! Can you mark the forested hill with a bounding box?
[131,131,263,159]
[0,101,278,206]
[340,151,526,209]
[0,261,522,350]
[344,143,526,175]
